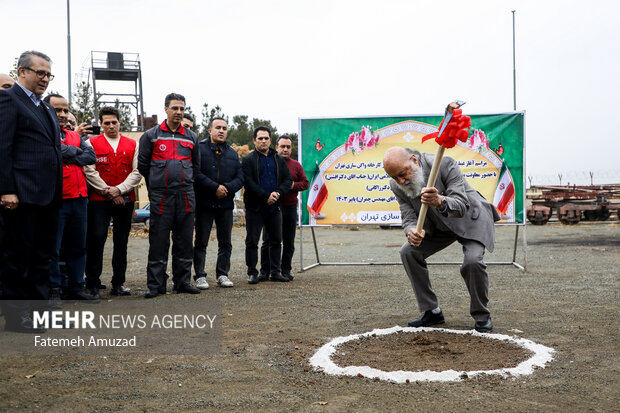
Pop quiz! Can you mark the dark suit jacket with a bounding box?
[390,153,500,252]
[0,84,62,205]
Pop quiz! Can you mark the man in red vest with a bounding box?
[85,106,142,297]
[44,94,98,303]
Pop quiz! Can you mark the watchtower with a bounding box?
[90,51,145,131]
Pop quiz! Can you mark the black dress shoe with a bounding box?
[65,289,100,303]
[110,285,131,296]
[408,310,445,327]
[257,273,269,282]
[174,284,201,294]
[4,313,47,334]
[270,274,290,282]
[283,273,294,281]
[248,274,258,284]
[475,318,493,333]
[144,290,159,299]
[88,287,101,300]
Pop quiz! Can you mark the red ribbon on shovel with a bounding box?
[415,101,472,233]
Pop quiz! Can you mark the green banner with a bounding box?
[299,112,524,226]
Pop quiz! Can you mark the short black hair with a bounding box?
[43,93,64,103]
[183,113,194,123]
[208,116,227,130]
[99,106,120,122]
[253,126,271,139]
[165,93,185,107]
[18,50,52,69]
[277,135,292,145]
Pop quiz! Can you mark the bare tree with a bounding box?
[558,173,563,186]
[589,171,594,185]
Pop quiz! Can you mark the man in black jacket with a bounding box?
[242,126,292,284]
[0,51,63,332]
[193,117,243,289]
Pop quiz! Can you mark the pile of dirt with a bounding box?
[332,330,532,372]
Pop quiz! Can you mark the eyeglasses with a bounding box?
[23,67,54,80]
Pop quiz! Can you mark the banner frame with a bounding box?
[296,111,527,272]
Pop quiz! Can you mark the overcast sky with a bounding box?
[2,0,618,185]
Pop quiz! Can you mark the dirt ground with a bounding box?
[0,222,618,412]
[332,330,533,373]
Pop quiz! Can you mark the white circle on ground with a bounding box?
[309,325,555,383]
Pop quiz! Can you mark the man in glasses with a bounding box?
[0,51,63,332]
[138,93,201,298]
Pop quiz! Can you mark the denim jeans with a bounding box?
[49,197,88,293]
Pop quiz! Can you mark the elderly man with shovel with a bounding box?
[383,102,500,332]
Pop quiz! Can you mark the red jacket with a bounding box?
[137,121,200,192]
[89,134,137,202]
[281,157,309,207]
[61,129,89,199]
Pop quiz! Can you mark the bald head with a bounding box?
[383,146,419,180]
[0,73,14,89]
[384,147,411,170]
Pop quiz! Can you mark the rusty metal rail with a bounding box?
[527,184,620,225]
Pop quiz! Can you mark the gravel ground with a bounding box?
[0,222,618,412]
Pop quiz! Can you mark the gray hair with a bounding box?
[17,51,52,69]
[404,147,421,160]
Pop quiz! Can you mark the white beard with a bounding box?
[394,160,425,199]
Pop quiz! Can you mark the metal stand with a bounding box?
[90,51,145,131]
[299,224,526,272]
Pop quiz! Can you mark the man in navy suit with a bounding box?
[0,51,63,332]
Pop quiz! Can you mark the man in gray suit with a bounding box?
[383,147,500,332]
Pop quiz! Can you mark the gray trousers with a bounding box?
[146,190,195,293]
[399,231,490,322]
